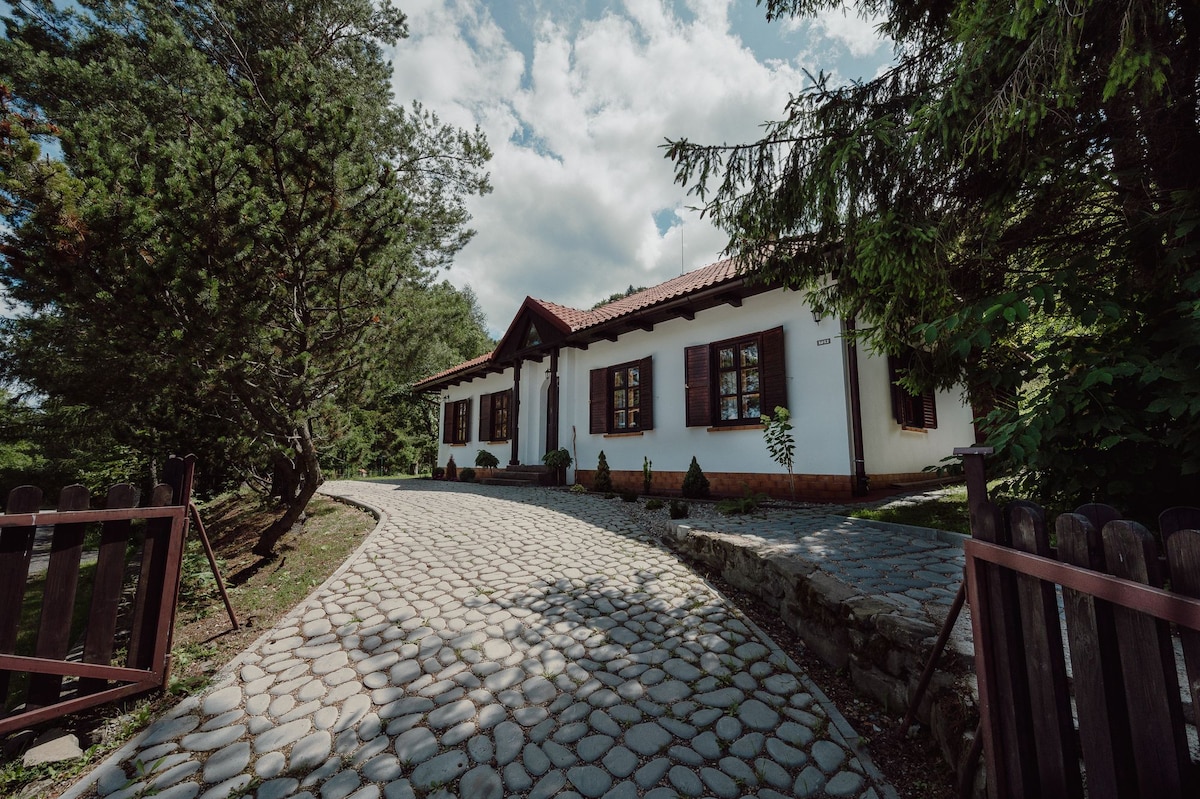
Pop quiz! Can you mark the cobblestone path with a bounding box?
[76,481,897,799]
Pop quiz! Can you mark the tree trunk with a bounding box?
[254,427,322,557]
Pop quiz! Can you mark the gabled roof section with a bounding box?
[414,257,778,392]
[413,351,497,392]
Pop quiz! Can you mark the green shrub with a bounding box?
[669,500,689,519]
[459,467,476,482]
[681,456,710,499]
[433,467,445,480]
[543,448,572,470]
[569,483,587,494]
[717,489,767,515]
[644,498,664,511]
[594,450,613,493]
[604,492,616,499]
[620,490,638,503]
[475,450,499,469]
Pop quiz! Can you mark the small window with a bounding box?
[685,327,786,427]
[443,398,471,445]
[523,322,541,348]
[888,353,938,430]
[479,389,512,441]
[590,357,654,434]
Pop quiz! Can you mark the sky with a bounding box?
[386,0,893,337]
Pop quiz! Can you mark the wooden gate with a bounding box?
[0,456,195,735]
[958,450,1200,798]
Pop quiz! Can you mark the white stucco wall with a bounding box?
[856,346,977,476]
[433,286,977,484]
[563,289,854,480]
[435,367,514,470]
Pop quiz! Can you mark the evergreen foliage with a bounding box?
[593,450,613,493]
[666,0,1200,515]
[681,456,710,499]
[0,0,491,550]
[475,450,500,469]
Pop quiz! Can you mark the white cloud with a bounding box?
[786,6,888,60]
[388,1,837,336]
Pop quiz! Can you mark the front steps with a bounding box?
[480,464,552,487]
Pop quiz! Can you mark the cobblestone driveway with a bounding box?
[74,481,897,799]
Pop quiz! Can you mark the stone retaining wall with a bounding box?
[664,523,983,795]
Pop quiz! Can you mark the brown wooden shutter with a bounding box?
[478,393,492,442]
[639,356,654,430]
[589,368,608,434]
[760,326,787,415]
[684,345,711,427]
[921,392,938,429]
[443,402,453,444]
[463,398,472,442]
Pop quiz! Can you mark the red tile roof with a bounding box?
[414,351,495,389]
[414,257,747,390]
[530,258,740,332]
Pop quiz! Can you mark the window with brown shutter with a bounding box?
[888,353,938,429]
[689,327,786,427]
[478,389,511,441]
[588,357,654,434]
[445,398,471,444]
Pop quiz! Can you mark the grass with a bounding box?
[849,488,972,534]
[1,489,374,799]
[7,562,99,712]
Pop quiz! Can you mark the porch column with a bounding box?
[547,348,560,453]
[510,361,521,466]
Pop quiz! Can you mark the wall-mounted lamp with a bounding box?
[441,393,450,403]
[812,310,822,324]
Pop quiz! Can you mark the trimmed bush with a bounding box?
[669,500,689,519]
[594,450,613,493]
[475,450,499,469]
[681,456,710,499]
[569,483,587,494]
[459,467,477,482]
[644,499,664,511]
[433,467,445,480]
[620,490,638,503]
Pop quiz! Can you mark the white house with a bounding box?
[415,259,976,500]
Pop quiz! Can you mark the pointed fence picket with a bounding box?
[0,456,195,735]
[957,449,1200,799]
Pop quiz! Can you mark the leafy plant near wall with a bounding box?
[643,456,653,495]
[458,467,476,483]
[594,450,613,493]
[475,450,499,469]
[681,456,710,499]
[543,448,572,486]
[669,500,689,519]
[761,407,795,500]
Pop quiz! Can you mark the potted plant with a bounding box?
[475,449,499,479]
[542,448,572,486]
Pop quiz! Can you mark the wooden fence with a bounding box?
[958,449,1200,798]
[0,456,195,736]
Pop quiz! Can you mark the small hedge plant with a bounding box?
[594,450,613,493]
[459,467,477,482]
[620,490,638,503]
[475,450,499,469]
[669,500,689,519]
[644,498,664,511]
[681,456,710,499]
